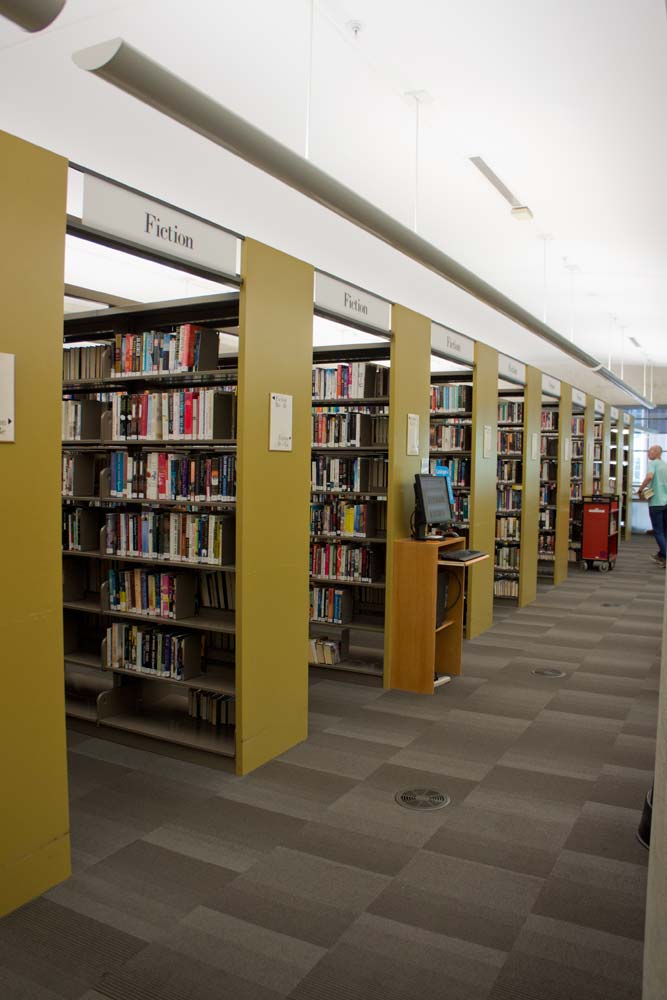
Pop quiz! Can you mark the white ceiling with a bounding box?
[1,0,666,403]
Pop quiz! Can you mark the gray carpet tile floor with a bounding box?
[1,535,663,1000]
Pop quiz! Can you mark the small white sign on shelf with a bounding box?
[269,392,293,451]
[483,424,493,458]
[421,457,430,474]
[564,437,572,462]
[0,353,15,443]
[531,432,539,461]
[407,413,420,456]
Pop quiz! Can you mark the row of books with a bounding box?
[188,689,236,728]
[495,545,520,569]
[541,438,558,459]
[540,509,556,530]
[108,568,188,618]
[594,422,603,439]
[429,424,470,451]
[308,637,342,665]
[540,410,558,430]
[571,483,583,500]
[109,450,237,502]
[571,416,585,435]
[63,509,93,551]
[429,457,470,487]
[107,388,234,441]
[497,488,522,511]
[539,485,556,505]
[494,578,519,598]
[430,384,472,412]
[497,458,522,481]
[312,363,389,400]
[111,327,218,375]
[199,571,236,611]
[540,460,557,480]
[496,516,520,539]
[311,456,388,493]
[452,495,469,522]
[310,585,353,624]
[498,401,523,423]
[539,537,556,556]
[105,623,194,678]
[311,411,388,448]
[310,542,384,584]
[63,343,108,381]
[571,461,583,477]
[310,500,381,538]
[62,399,102,441]
[572,440,584,459]
[498,430,523,452]
[104,511,230,564]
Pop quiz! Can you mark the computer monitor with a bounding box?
[413,474,454,540]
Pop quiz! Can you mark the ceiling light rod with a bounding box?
[72,38,654,410]
[0,0,64,31]
[470,156,533,220]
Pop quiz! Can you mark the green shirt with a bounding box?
[648,458,667,507]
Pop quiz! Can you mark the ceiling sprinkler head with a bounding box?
[346,19,364,39]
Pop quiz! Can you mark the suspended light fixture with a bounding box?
[0,0,65,31]
[72,37,653,409]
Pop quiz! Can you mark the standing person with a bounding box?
[639,445,667,566]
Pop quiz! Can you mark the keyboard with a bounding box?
[442,549,485,562]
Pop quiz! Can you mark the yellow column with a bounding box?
[518,366,541,607]
[553,385,572,585]
[583,395,595,494]
[467,342,498,636]
[386,304,431,688]
[236,240,313,774]
[0,131,70,916]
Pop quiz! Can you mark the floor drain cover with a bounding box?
[532,668,567,678]
[395,788,451,811]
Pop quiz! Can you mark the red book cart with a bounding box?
[580,495,619,572]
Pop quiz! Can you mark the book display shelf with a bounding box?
[495,384,524,600]
[538,391,559,578]
[621,412,633,540]
[569,390,586,565]
[309,344,390,682]
[592,399,605,493]
[62,296,241,762]
[609,406,619,503]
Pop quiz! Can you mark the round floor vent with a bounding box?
[532,667,567,678]
[394,788,451,811]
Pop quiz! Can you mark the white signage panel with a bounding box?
[541,374,561,397]
[314,272,391,332]
[623,412,631,425]
[483,424,493,459]
[82,175,240,276]
[531,433,539,461]
[572,388,587,407]
[269,393,293,452]
[0,353,15,443]
[594,397,605,414]
[610,406,619,420]
[431,323,475,364]
[406,414,420,456]
[498,354,526,384]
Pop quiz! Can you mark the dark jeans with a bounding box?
[649,505,667,559]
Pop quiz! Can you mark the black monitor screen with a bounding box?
[415,474,453,527]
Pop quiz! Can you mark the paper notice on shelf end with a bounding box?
[421,457,430,474]
[407,413,420,456]
[564,437,571,462]
[531,432,539,461]
[483,424,492,458]
[269,392,293,451]
[0,353,15,444]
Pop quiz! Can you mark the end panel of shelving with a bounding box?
[518,366,541,607]
[235,239,313,775]
[384,304,431,689]
[467,341,497,637]
[554,384,572,585]
[0,131,71,917]
[583,394,596,494]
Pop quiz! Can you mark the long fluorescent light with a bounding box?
[0,0,65,31]
[72,38,654,409]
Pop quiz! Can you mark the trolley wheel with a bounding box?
[608,561,615,571]
[580,560,589,572]
[598,561,610,573]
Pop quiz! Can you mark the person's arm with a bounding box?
[639,462,655,495]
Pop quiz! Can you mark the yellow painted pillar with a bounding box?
[583,395,595,494]
[236,240,313,774]
[467,342,498,636]
[518,366,541,607]
[0,131,70,916]
[553,384,572,585]
[386,304,431,688]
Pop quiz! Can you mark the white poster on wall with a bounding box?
[269,393,293,451]
[0,353,15,443]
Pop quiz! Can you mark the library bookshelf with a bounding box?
[621,412,634,540]
[538,378,571,584]
[569,391,586,566]
[609,406,620,520]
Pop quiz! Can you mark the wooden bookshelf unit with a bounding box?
[389,537,488,694]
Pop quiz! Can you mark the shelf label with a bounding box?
[0,353,15,443]
[420,457,430,473]
[407,413,420,456]
[572,387,586,407]
[541,373,560,397]
[269,392,293,451]
[564,437,571,461]
[82,175,240,277]
[623,412,631,425]
[483,424,493,458]
[531,432,539,461]
[431,323,475,364]
[314,272,391,331]
[498,353,526,384]
[594,397,605,414]
[610,406,619,420]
